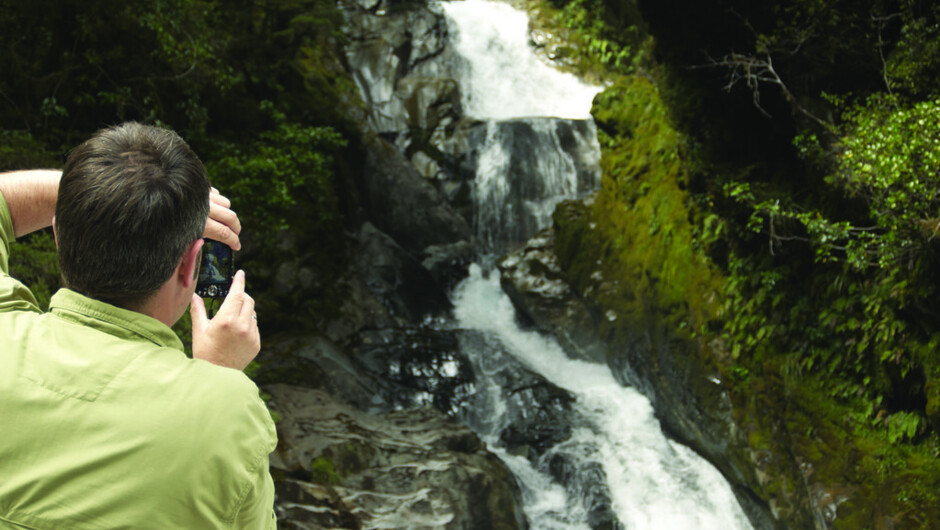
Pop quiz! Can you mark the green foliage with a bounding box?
[836,96,940,267]
[554,0,639,73]
[204,101,346,237]
[887,411,925,444]
[0,0,350,144]
[735,96,940,272]
[707,92,940,412]
[524,0,648,82]
[8,231,59,311]
[885,3,940,98]
[0,131,60,171]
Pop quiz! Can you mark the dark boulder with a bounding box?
[421,239,478,292]
[354,221,452,322]
[358,133,473,255]
[267,384,528,530]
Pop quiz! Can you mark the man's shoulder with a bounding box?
[156,356,277,447]
[167,355,266,407]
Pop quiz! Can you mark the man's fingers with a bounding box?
[209,201,240,235]
[204,219,241,250]
[204,188,240,249]
[209,187,231,208]
[229,269,246,296]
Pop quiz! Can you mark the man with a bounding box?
[0,123,277,528]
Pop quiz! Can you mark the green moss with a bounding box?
[728,361,940,528]
[555,75,721,343]
[309,456,343,485]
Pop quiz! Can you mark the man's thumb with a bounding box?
[190,294,208,330]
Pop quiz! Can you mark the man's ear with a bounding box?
[52,215,58,248]
[179,238,205,289]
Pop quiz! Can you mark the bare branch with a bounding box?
[872,12,902,98]
[698,51,830,128]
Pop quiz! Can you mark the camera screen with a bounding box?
[196,239,235,298]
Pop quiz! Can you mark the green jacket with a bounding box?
[0,194,277,529]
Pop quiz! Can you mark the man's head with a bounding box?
[55,122,210,310]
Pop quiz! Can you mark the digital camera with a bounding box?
[195,238,235,298]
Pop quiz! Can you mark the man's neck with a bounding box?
[134,284,184,328]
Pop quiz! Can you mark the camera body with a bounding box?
[196,239,235,298]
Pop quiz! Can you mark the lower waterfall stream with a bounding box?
[438,0,755,527]
[452,266,753,529]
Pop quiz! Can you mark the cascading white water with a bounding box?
[471,119,600,250]
[440,0,755,528]
[442,0,598,119]
[454,267,753,529]
[443,0,602,252]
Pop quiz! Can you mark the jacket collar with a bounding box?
[49,288,184,351]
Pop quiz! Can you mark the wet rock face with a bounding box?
[342,0,477,246]
[267,384,528,530]
[354,221,453,322]
[359,134,474,256]
[342,0,458,136]
[350,326,475,415]
[254,325,474,416]
[421,240,478,292]
[497,228,605,363]
[497,378,574,460]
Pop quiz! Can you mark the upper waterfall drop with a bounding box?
[441,0,601,120]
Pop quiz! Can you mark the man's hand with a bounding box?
[190,270,260,370]
[203,187,242,250]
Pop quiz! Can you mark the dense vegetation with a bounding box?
[0,0,357,334]
[535,0,940,525]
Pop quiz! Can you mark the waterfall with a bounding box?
[470,119,600,250]
[442,0,601,252]
[442,0,598,120]
[440,0,755,528]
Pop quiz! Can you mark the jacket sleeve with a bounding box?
[224,375,278,530]
[0,191,41,313]
[231,454,277,530]
[0,191,13,275]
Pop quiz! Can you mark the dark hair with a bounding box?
[55,122,210,309]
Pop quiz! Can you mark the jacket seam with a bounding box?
[225,440,273,528]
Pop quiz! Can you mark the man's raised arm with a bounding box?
[0,170,61,238]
